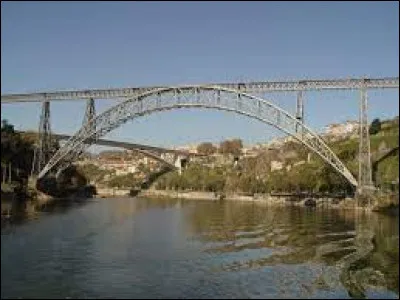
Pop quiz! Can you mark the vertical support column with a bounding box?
[295,84,305,134]
[237,83,244,110]
[358,86,373,195]
[174,155,182,175]
[157,92,161,107]
[83,98,96,130]
[82,98,96,143]
[31,101,52,176]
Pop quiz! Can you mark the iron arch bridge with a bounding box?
[37,85,358,187]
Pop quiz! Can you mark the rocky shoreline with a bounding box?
[1,185,96,220]
[138,189,399,212]
[138,189,358,208]
[3,187,397,220]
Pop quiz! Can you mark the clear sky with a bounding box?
[1,1,399,149]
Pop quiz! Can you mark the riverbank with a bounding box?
[1,183,37,218]
[1,189,61,219]
[138,189,351,207]
[138,189,399,212]
[96,187,132,197]
[1,184,96,219]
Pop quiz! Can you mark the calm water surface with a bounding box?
[1,197,399,299]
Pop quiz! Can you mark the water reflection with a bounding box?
[1,197,398,299]
[186,201,399,298]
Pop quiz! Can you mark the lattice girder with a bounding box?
[38,86,358,187]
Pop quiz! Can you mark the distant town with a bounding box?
[75,117,398,191]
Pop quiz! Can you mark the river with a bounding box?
[1,197,399,299]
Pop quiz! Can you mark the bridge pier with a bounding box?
[82,98,96,141]
[357,84,374,198]
[174,155,188,175]
[295,89,304,134]
[31,101,53,176]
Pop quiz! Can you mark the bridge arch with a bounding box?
[38,86,358,187]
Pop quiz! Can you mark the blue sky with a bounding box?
[1,1,399,149]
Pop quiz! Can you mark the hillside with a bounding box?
[153,117,399,196]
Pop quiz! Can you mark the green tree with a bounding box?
[1,119,35,181]
[219,138,243,156]
[197,142,217,155]
[369,118,381,135]
[1,119,15,134]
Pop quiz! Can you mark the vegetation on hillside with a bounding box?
[1,119,93,199]
[197,142,217,155]
[1,120,35,185]
[63,117,399,199]
[152,117,399,196]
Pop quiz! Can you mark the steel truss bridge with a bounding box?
[17,131,201,170]
[1,77,399,194]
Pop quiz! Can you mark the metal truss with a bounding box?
[51,132,188,170]
[2,77,398,103]
[37,86,358,187]
[82,98,96,130]
[358,88,373,194]
[50,132,192,155]
[131,149,177,170]
[31,101,53,176]
[79,98,97,153]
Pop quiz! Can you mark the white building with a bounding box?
[270,160,284,172]
[324,121,359,137]
[242,147,259,157]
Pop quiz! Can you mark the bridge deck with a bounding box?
[53,133,196,155]
[2,77,398,103]
[17,131,200,156]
